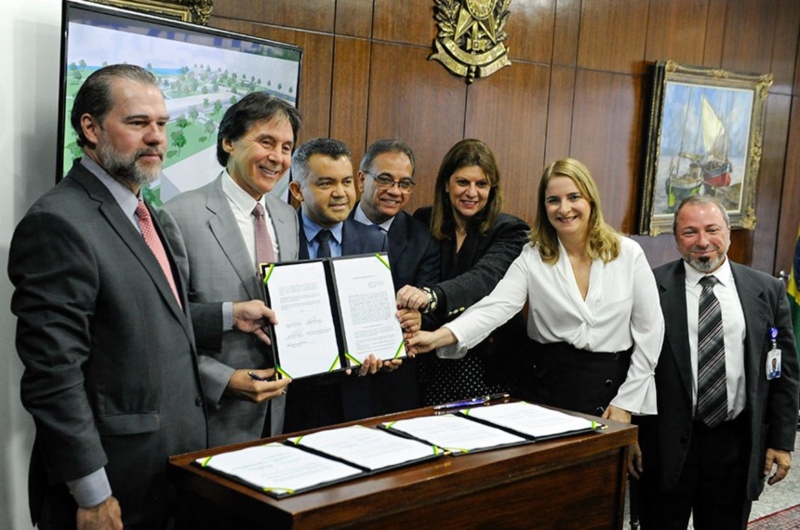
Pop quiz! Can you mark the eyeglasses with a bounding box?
[366,172,416,192]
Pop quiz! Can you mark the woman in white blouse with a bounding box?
[403,158,664,423]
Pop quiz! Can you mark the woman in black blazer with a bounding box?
[398,139,529,405]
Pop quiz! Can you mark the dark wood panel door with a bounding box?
[366,42,468,212]
[464,62,551,224]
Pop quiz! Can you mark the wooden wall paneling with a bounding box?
[775,96,800,275]
[372,0,437,47]
[771,0,800,96]
[795,19,800,97]
[504,0,556,64]
[630,233,676,270]
[365,42,468,212]
[576,0,649,75]
[335,0,374,38]
[749,94,790,274]
[569,70,644,233]
[644,0,709,66]
[720,0,777,75]
[210,20,336,141]
[552,0,581,66]
[544,66,576,166]
[211,0,335,33]
[330,37,371,169]
[702,0,727,67]
[464,62,551,224]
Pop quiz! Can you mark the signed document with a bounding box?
[382,414,526,454]
[331,255,405,364]
[262,254,404,379]
[195,443,362,497]
[289,424,440,471]
[263,260,340,378]
[463,402,600,439]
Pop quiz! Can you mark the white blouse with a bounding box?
[441,236,664,415]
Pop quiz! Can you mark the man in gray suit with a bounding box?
[160,92,297,447]
[8,65,273,529]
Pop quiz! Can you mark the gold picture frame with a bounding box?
[639,61,772,236]
[87,0,213,24]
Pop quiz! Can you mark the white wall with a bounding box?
[1,1,63,528]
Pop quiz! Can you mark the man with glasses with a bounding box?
[351,139,441,414]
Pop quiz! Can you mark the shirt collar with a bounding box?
[79,156,140,218]
[222,169,264,216]
[354,202,393,232]
[684,256,733,288]
[300,209,343,244]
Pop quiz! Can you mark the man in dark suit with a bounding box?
[634,195,799,529]
[283,138,394,432]
[350,139,440,414]
[8,65,273,529]
[160,93,297,446]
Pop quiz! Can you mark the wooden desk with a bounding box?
[169,407,636,530]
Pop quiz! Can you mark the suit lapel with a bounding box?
[71,167,187,323]
[730,262,769,407]
[205,178,262,300]
[659,260,694,402]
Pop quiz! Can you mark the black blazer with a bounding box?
[643,259,799,500]
[298,211,387,259]
[8,162,208,526]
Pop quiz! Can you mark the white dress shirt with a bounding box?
[683,258,746,420]
[221,169,280,265]
[441,236,664,414]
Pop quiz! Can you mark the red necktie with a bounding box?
[135,200,182,308]
[252,203,276,268]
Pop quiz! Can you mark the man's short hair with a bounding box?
[216,92,302,166]
[291,138,351,186]
[359,139,416,176]
[70,64,159,148]
[672,195,731,233]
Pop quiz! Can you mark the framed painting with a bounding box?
[87,0,213,24]
[638,61,772,236]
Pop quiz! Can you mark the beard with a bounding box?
[685,251,726,273]
[96,142,163,187]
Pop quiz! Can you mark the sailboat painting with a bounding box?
[639,61,772,236]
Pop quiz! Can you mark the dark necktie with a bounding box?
[135,200,182,308]
[697,275,727,427]
[316,229,332,258]
[252,203,275,268]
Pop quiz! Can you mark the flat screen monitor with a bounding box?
[59,0,302,206]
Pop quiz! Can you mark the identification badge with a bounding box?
[766,327,781,380]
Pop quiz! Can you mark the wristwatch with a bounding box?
[420,286,438,314]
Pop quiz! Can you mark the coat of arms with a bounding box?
[430,0,512,83]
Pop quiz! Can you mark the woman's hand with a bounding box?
[396,285,429,311]
[405,328,457,357]
[601,404,631,424]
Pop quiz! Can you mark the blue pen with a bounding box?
[432,393,509,411]
[247,371,270,382]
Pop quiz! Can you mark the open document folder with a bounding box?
[260,253,405,379]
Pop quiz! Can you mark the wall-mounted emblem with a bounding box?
[430,0,512,83]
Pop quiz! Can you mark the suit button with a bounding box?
[596,406,605,415]
[604,379,613,388]
[195,396,203,407]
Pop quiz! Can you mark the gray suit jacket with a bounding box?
[645,259,799,500]
[8,162,207,526]
[160,174,299,446]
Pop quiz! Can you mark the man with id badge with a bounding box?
[632,195,799,530]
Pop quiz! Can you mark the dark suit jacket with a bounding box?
[643,259,799,500]
[285,210,388,432]
[298,211,387,259]
[414,207,530,386]
[346,206,442,415]
[8,162,208,526]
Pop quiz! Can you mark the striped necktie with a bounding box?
[135,200,182,308]
[696,275,727,427]
[252,203,275,269]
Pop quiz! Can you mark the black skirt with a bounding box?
[515,340,633,416]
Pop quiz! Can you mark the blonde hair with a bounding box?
[531,158,620,264]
